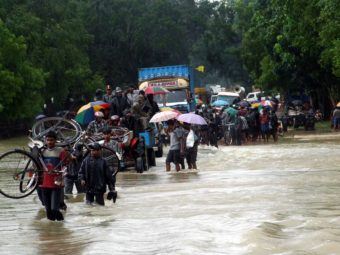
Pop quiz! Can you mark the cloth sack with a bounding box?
[186,130,195,148]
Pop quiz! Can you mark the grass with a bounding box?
[315,120,333,132]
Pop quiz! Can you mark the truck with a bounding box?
[206,84,225,103]
[138,65,197,112]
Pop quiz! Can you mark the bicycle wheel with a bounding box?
[32,117,82,146]
[0,150,40,199]
[224,130,233,145]
[102,146,121,173]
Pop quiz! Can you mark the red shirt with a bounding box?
[259,113,269,125]
[39,147,67,189]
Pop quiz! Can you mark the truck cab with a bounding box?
[138,65,196,112]
[216,92,240,106]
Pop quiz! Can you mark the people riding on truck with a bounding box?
[86,111,106,135]
[110,87,130,117]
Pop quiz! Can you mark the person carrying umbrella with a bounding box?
[184,123,199,170]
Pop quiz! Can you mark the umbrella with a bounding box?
[238,100,251,108]
[176,113,207,125]
[261,100,272,107]
[160,107,181,115]
[251,102,261,108]
[224,107,238,117]
[212,100,229,107]
[144,86,169,95]
[75,101,110,125]
[150,111,179,123]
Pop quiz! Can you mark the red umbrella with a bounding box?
[144,86,169,95]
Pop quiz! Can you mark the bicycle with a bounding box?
[0,135,120,199]
[222,123,234,145]
[31,112,82,147]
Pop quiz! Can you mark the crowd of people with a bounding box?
[36,85,340,222]
[194,103,280,147]
[86,85,159,137]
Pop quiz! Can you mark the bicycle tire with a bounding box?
[224,130,232,145]
[0,149,40,199]
[32,117,82,146]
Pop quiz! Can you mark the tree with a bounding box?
[236,0,340,114]
[191,0,250,87]
[0,19,45,121]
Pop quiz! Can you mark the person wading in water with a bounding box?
[40,131,69,221]
[79,143,117,205]
[165,120,185,172]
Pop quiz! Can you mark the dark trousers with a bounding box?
[86,192,105,206]
[41,188,64,221]
[64,177,84,194]
[36,187,44,205]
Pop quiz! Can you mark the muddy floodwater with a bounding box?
[1,134,340,255]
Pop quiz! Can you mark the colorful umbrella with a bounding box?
[176,113,207,125]
[75,101,110,125]
[150,111,179,123]
[144,86,169,95]
[251,102,261,108]
[212,100,229,107]
[261,100,272,107]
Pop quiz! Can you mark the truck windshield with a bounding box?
[217,95,239,104]
[154,90,187,104]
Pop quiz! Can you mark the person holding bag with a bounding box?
[185,125,199,170]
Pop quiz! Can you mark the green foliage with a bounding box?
[237,0,340,110]
[0,0,339,123]
[191,0,250,86]
[0,19,45,121]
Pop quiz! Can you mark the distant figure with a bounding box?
[259,108,270,142]
[126,87,136,105]
[94,89,104,101]
[111,87,130,117]
[269,110,279,142]
[103,85,114,104]
[333,106,340,131]
[146,94,160,116]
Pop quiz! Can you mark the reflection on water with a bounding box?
[32,215,86,255]
[1,136,340,255]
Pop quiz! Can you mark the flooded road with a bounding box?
[1,135,340,255]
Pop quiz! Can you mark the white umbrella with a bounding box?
[176,113,207,125]
[149,111,179,123]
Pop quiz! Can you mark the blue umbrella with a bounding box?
[212,100,229,107]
